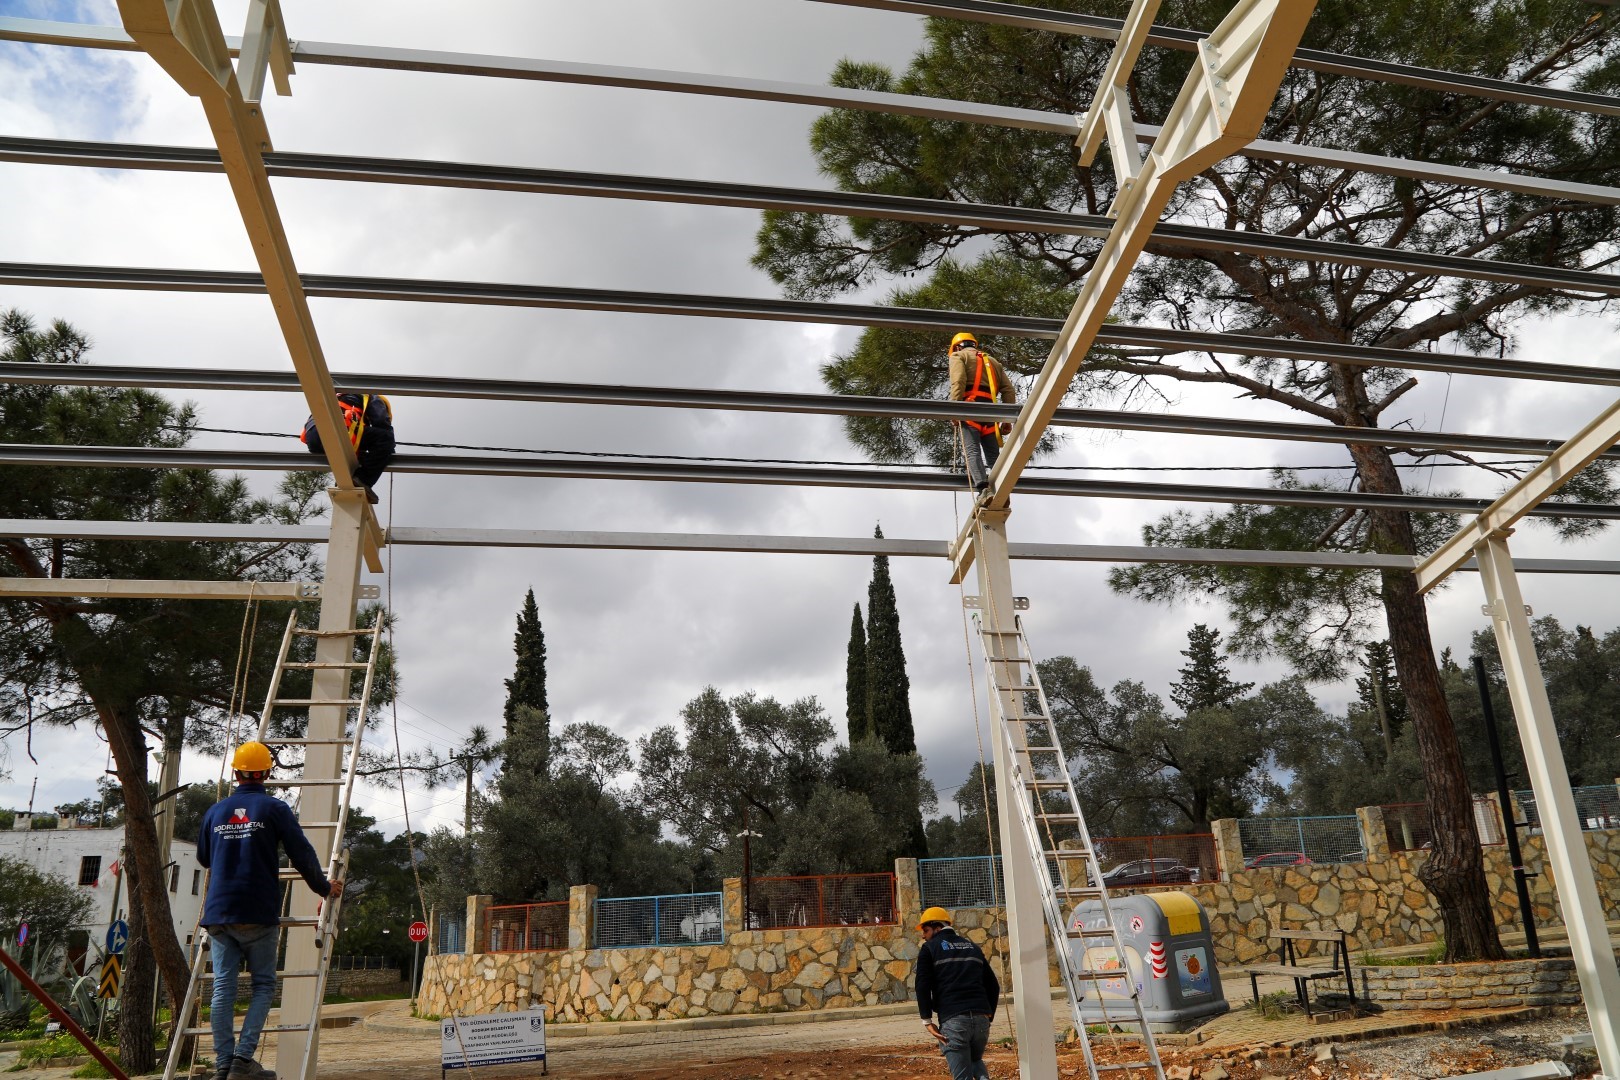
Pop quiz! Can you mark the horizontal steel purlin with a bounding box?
[3,360,1611,461]
[2,260,1615,386]
[805,0,1620,119]
[4,518,1619,576]
[5,17,1617,206]
[3,136,1615,298]
[3,444,1617,520]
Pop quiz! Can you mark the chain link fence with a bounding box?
[1238,815,1364,866]
[917,855,1074,908]
[435,912,466,955]
[1516,785,1620,833]
[1093,834,1218,885]
[485,901,568,953]
[744,873,895,929]
[595,892,724,949]
[1381,803,1433,852]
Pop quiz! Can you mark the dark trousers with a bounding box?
[305,426,395,489]
[956,423,1001,490]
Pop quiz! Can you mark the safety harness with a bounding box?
[962,352,1001,438]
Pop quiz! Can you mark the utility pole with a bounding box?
[736,808,761,933]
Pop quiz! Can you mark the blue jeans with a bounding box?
[209,924,278,1064]
[940,1012,992,1080]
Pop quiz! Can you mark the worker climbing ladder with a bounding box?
[968,599,1167,1080]
[163,611,382,1080]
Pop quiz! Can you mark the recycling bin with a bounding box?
[1066,890,1228,1032]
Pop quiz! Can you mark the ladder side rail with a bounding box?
[160,935,213,1080]
[296,848,351,1080]
[254,611,301,742]
[1018,620,1166,1077]
[325,622,382,877]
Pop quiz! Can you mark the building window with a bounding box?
[78,856,101,886]
[169,865,180,893]
[192,869,202,895]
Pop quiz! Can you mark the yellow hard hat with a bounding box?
[949,332,978,352]
[918,906,953,930]
[232,741,274,773]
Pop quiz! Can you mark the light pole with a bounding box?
[735,808,762,932]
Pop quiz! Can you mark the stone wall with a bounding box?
[1175,822,1620,966]
[1359,954,1590,1012]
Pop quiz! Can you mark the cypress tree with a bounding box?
[503,588,550,773]
[846,603,871,743]
[1168,624,1253,716]
[864,525,915,754]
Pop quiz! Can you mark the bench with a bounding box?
[1242,928,1356,1018]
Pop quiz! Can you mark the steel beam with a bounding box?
[0,578,320,600]
[1418,392,1620,592]
[6,136,1617,298]
[7,518,1620,575]
[10,360,1618,459]
[1476,536,1620,1079]
[7,261,1612,386]
[8,442,1620,521]
[7,17,1620,207]
[805,0,1620,119]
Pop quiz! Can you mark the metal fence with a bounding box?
[744,873,896,929]
[916,856,1073,909]
[1237,814,1364,866]
[330,955,395,970]
[486,901,569,953]
[1516,785,1620,834]
[1093,833,1219,884]
[435,912,466,955]
[1381,803,1433,852]
[596,892,724,949]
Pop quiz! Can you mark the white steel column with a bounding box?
[972,511,1058,1080]
[277,489,369,1077]
[1475,535,1620,1079]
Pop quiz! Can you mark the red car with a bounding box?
[1245,851,1312,869]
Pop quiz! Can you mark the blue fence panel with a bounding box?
[595,892,724,949]
[1237,815,1364,866]
[435,913,465,955]
[1515,786,1620,833]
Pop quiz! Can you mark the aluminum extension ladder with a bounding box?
[164,611,381,1080]
[970,602,1167,1080]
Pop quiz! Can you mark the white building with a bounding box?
[0,818,205,965]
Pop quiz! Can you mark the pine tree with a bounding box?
[503,588,550,773]
[1168,625,1254,716]
[864,525,915,754]
[846,603,871,743]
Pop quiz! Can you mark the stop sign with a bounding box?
[407,921,429,943]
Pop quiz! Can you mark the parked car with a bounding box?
[1100,858,1200,888]
[1245,851,1312,869]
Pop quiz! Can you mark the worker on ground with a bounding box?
[197,741,344,1080]
[915,905,1000,1080]
[947,332,1016,502]
[301,391,395,504]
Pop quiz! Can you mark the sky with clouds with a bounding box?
[3,0,1619,844]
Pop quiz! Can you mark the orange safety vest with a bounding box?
[300,394,387,449]
[962,353,1000,436]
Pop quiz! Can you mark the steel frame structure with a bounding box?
[5,0,1620,1075]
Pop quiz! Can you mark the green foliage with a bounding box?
[502,589,549,769]
[635,688,934,876]
[925,762,998,858]
[845,604,870,744]
[335,809,430,970]
[864,526,915,756]
[0,855,93,954]
[1168,624,1254,714]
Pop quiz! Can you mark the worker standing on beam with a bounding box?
[197,742,344,1080]
[301,391,395,504]
[948,332,1016,501]
[915,905,1000,1080]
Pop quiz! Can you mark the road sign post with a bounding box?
[105,920,128,956]
[409,920,428,1007]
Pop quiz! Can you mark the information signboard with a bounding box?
[440,1007,546,1076]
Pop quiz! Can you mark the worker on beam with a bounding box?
[948,332,1016,503]
[301,392,396,504]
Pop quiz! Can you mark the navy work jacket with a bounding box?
[196,782,331,926]
[915,927,1001,1024]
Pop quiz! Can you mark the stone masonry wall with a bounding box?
[1359,953,1594,1012]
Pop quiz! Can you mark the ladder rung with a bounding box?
[281,916,321,927]
[263,738,356,746]
[1038,814,1080,825]
[267,778,348,786]
[1024,780,1070,791]
[272,698,364,708]
[195,966,322,980]
[987,656,1031,664]
[182,1023,312,1037]
[299,821,342,828]
[1067,926,1118,938]
[1057,887,1105,900]
[293,628,370,638]
[282,661,370,669]
[1044,850,1091,860]
[1023,745,1063,752]
[1097,1063,1154,1073]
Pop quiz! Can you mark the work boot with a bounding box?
[213,1063,231,1080]
[364,487,379,505]
[227,1058,276,1080]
